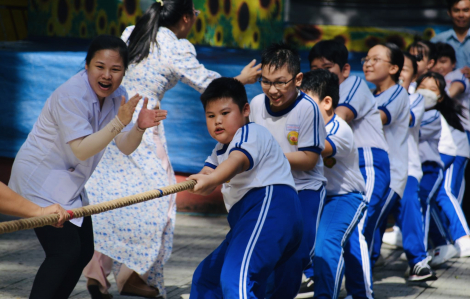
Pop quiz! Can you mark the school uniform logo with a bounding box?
[286,124,299,145]
[287,131,299,145]
[324,157,337,168]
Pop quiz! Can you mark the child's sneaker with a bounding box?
[429,244,458,267]
[382,225,403,248]
[295,277,314,298]
[409,257,437,282]
[455,236,470,257]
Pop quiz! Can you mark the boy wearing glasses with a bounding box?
[306,40,389,298]
[250,43,326,298]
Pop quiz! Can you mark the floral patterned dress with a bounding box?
[85,26,220,296]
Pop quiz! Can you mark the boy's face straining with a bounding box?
[205,98,249,145]
[261,65,302,112]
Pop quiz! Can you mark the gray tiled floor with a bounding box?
[0,213,468,299]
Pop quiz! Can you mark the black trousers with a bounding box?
[30,216,94,299]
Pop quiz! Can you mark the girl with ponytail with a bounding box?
[84,1,261,298]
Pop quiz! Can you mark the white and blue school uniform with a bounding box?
[309,115,368,299]
[250,91,326,298]
[370,85,410,266]
[336,76,387,299]
[430,70,470,247]
[8,70,131,227]
[387,93,428,268]
[190,123,303,299]
[418,109,444,250]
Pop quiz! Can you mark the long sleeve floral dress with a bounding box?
[85,26,220,296]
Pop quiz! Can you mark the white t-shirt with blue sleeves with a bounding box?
[408,93,425,181]
[375,84,410,198]
[419,110,443,167]
[204,123,296,212]
[250,91,327,191]
[339,76,388,151]
[323,115,365,196]
[445,69,470,133]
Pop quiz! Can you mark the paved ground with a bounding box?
[0,213,469,299]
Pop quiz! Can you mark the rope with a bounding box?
[0,180,196,235]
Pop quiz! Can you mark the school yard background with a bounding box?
[0,213,469,299]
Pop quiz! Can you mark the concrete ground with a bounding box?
[0,213,469,299]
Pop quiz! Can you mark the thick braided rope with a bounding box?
[0,180,196,235]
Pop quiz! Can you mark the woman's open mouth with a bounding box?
[98,82,112,90]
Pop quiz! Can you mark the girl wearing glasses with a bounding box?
[82,1,261,298]
[362,43,411,270]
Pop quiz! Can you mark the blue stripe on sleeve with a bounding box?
[229,148,254,171]
[346,77,361,104]
[383,85,402,107]
[452,79,467,92]
[326,135,337,157]
[409,110,415,128]
[345,77,359,103]
[378,106,392,125]
[204,162,217,169]
[410,94,424,109]
[298,146,322,154]
[332,120,340,134]
[337,103,358,119]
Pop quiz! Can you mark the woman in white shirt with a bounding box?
[8,35,164,299]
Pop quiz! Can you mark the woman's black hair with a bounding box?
[416,72,465,131]
[381,43,404,83]
[85,35,129,70]
[127,0,194,64]
[403,52,418,76]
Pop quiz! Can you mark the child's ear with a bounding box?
[295,72,303,87]
[323,96,333,111]
[427,59,436,70]
[389,64,399,76]
[342,63,351,78]
[242,103,250,117]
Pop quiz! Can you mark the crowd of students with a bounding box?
[1,0,470,298]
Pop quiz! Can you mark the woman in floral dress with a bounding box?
[83,1,261,298]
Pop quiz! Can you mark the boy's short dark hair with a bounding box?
[261,42,301,76]
[447,0,462,11]
[435,42,457,64]
[403,52,418,76]
[200,77,248,111]
[308,40,349,70]
[300,70,340,108]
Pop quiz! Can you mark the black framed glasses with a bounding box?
[259,77,295,89]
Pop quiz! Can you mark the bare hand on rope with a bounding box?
[187,174,217,196]
[41,204,68,228]
[235,59,262,85]
[137,98,167,128]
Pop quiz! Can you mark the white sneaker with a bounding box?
[455,236,470,257]
[382,226,403,248]
[429,244,458,267]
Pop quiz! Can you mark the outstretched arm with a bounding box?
[188,151,250,195]
[0,182,68,227]
[235,59,262,85]
[69,94,167,160]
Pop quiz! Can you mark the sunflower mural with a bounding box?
[28,0,146,39]
[284,24,445,52]
[188,0,285,49]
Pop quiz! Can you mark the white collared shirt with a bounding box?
[9,70,131,226]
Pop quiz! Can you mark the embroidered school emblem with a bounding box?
[324,157,337,168]
[287,131,299,145]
